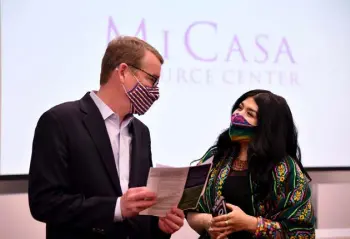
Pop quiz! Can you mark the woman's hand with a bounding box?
[209,203,258,239]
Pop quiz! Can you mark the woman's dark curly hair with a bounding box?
[213,89,311,201]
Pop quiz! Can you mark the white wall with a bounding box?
[1,171,350,239]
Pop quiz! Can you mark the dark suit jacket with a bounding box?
[28,93,170,239]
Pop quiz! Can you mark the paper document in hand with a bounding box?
[139,167,188,217]
[140,163,212,217]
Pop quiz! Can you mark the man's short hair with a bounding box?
[100,36,164,85]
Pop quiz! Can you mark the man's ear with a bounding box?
[117,63,129,84]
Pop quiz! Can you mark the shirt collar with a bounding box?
[89,91,134,125]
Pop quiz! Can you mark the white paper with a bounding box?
[140,167,189,217]
[140,163,212,217]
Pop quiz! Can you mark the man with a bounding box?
[28,36,184,239]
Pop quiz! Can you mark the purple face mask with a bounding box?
[123,74,160,115]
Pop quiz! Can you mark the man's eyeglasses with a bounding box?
[129,64,159,86]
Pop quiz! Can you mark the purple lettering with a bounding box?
[106,18,297,67]
[163,30,169,60]
[226,35,247,63]
[107,16,120,44]
[255,34,269,64]
[134,19,147,41]
[184,21,218,62]
[106,17,147,44]
[274,37,296,64]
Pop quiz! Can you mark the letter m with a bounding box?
[107,17,147,44]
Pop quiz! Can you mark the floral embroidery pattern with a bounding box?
[193,147,316,238]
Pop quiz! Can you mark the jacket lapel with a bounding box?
[128,120,142,188]
[80,93,122,195]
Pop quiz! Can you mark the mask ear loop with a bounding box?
[115,67,134,113]
[130,71,144,87]
[116,66,141,93]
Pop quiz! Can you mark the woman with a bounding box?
[186,90,315,239]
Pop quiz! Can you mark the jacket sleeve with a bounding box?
[28,110,117,230]
[254,157,316,238]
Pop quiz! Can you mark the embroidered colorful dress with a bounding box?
[193,146,316,238]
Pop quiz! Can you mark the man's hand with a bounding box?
[158,207,185,234]
[120,187,157,218]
